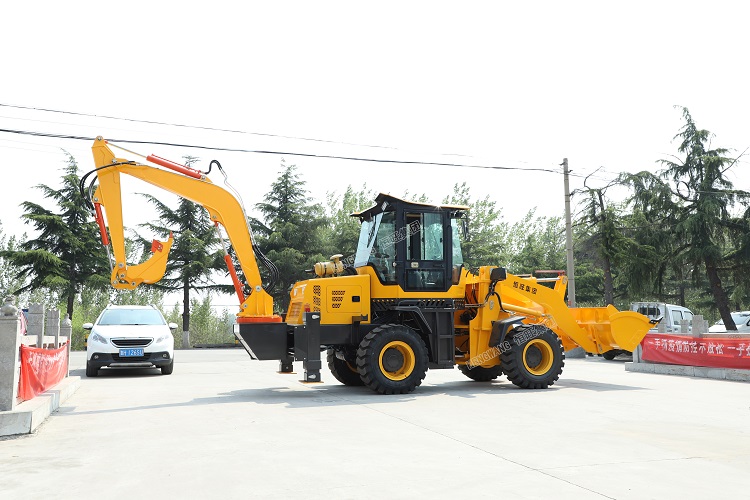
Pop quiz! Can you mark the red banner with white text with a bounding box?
[641,334,750,369]
[18,344,68,401]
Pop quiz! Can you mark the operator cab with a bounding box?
[352,193,468,292]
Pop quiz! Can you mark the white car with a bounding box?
[708,311,750,333]
[631,302,694,333]
[84,304,177,377]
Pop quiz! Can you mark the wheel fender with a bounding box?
[488,316,526,348]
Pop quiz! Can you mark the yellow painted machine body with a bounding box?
[286,274,372,326]
[458,268,654,369]
[287,260,654,368]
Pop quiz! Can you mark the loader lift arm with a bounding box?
[85,136,278,321]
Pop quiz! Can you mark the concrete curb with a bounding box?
[625,361,750,382]
[0,375,81,437]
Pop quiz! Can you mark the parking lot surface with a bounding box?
[2,349,749,499]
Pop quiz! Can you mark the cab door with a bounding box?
[400,211,450,292]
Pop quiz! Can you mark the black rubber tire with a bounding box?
[327,348,364,386]
[501,325,564,389]
[161,359,174,375]
[458,364,503,381]
[602,350,619,360]
[356,324,428,395]
[85,361,98,378]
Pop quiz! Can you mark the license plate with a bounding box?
[119,348,144,357]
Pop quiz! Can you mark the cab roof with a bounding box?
[350,193,470,220]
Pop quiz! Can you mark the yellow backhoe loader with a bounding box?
[84,137,657,394]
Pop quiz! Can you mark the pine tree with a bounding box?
[0,153,110,319]
[625,107,750,329]
[253,160,327,312]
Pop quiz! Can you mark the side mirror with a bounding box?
[82,322,94,330]
[490,267,507,282]
[168,322,179,330]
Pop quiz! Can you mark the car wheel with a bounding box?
[161,359,174,375]
[86,361,98,377]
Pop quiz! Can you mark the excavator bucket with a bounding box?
[568,304,657,353]
[110,234,174,290]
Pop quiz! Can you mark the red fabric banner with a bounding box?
[641,333,750,369]
[18,344,69,401]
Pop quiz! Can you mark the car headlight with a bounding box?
[156,333,173,344]
[91,332,108,344]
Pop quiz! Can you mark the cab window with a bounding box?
[354,211,397,283]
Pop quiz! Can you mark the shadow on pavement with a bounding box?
[53,371,644,416]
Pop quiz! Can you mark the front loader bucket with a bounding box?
[569,304,656,353]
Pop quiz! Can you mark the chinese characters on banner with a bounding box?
[641,333,750,369]
[17,344,68,401]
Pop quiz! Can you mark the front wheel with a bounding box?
[501,325,564,389]
[356,324,428,395]
[161,359,174,375]
[85,361,98,377]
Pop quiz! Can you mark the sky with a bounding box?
[1,1,749,306]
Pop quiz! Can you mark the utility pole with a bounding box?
[563,158,576,307]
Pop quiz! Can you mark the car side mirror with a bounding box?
[168,322,179,330]
[82,323,94,330]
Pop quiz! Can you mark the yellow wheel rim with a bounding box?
[522,339,554,376]
[379,341,416,381]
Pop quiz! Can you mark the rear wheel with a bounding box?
[327,348,364,386]
[501,325,564,389]
[85,361,98,378]
[356,324,428,395]
[458,364,503,381]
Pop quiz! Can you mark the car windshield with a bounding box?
[98,308,166,326]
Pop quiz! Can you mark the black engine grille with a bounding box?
[111,338,153,348]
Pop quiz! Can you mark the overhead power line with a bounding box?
[0,127,570,176]
[0,102,411,152]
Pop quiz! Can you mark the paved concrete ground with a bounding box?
[2,350,749,500]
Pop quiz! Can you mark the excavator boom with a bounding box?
[88,137,276,320]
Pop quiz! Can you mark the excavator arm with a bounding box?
[88,137,277,320]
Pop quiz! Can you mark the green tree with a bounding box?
[323,184,375,260]
[0,223,25,300]
[617,170,685,304]
[253,159,328,312]
[0,153,110,319]
[506,210,566,275]
[626,107,750,329]
[443,182,509,269]
[573,174,634,305]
